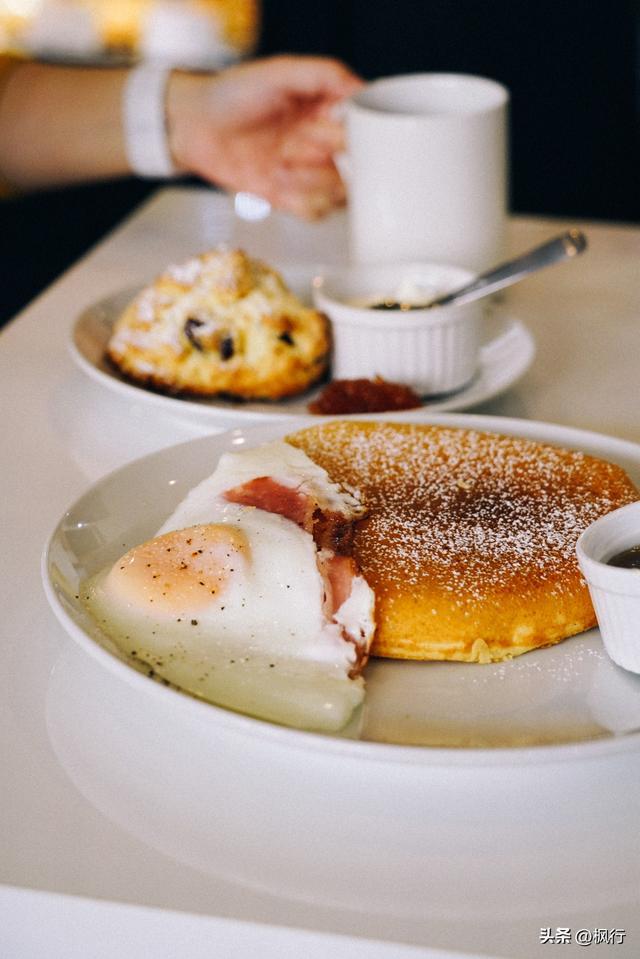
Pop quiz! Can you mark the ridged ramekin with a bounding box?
[312,262,481,396]
[576,501,640,673]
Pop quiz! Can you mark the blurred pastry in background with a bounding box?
[138,0,258,68]
[7,0,259,66]
[21,1,101,60]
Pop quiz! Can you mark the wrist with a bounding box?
[166,70,211,174]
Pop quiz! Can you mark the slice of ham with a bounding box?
[316,552,357,617]
[224,477,356,554]
[224,476,312,527]
[224,476,371,676]
[317,551,370,679]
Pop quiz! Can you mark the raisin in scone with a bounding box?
[107,247,330,400]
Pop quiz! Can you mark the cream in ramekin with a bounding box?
[312,262,482,396]
[576,500,640,674]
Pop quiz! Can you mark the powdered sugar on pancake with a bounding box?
[289,421,639,603]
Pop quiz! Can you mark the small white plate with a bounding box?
[43,411,640,762]
[69,273,535,425]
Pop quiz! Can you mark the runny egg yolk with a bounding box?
[106,523,249,617]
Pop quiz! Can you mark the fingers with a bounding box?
[269,161,346,220]
[280,116,346,165]
[275,188,347,221]
[275,162,345,199]
[257,54,364,104]
[170,54,360,220]
[263,57,357,218]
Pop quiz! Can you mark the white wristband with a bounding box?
[123,63,179,179]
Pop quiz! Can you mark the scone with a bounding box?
[288,421,639,663]
[107,247,330,400]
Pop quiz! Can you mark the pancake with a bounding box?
[288,421,639,662]
[107,247,330,400]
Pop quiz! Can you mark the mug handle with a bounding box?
[333,150,351,186]
[329,101,351,186]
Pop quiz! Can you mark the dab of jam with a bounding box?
[308,376,421,415]
[607,545,640,569]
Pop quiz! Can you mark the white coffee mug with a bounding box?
[344,73,509,272]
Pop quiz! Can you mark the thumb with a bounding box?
[264,54,364,103]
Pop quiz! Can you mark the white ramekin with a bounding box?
[312,262,482,396]
[576,501,640,673]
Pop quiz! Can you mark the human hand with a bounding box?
[167,55,363,219]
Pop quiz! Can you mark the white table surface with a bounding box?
[2,186,639,958]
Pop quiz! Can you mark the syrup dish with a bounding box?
[43,412,640,758]
[577,501,640,674]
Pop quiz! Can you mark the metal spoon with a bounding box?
[371,229,588,311]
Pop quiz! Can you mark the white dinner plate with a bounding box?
[69,271,535,425]
[43,411,640,764]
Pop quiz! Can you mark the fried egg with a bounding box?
[83,441,375,731]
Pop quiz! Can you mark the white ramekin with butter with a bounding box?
[312,261,482,396]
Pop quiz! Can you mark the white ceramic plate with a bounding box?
[69,272,535,425]
[43,411,640,764]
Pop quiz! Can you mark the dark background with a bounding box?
[2,0,639,327]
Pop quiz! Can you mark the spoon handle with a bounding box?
[431,229,588,308]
